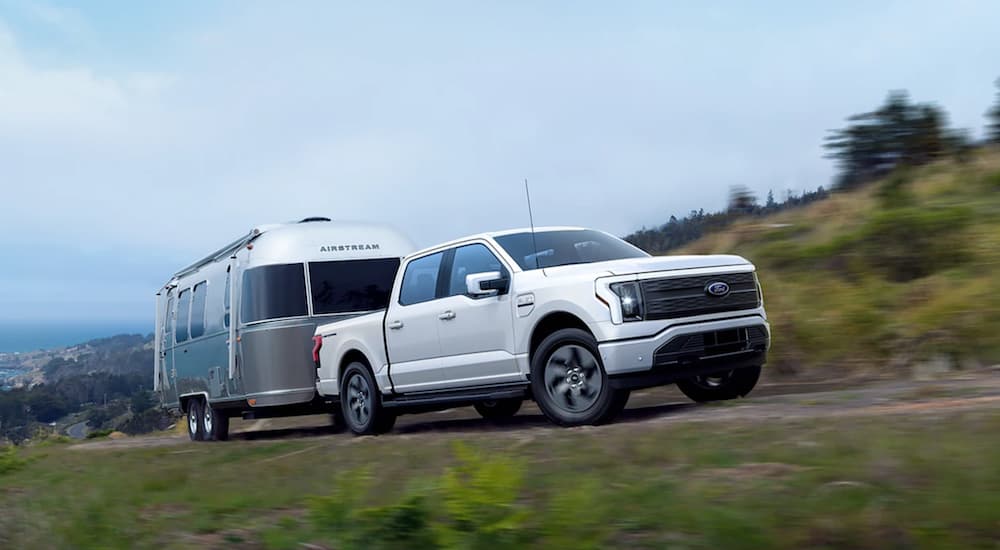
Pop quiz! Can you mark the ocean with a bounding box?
[0,321,153,353]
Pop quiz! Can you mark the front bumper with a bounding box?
[597,315,770,390]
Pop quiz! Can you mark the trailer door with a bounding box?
[159,290,179,406]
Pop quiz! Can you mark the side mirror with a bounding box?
[466,271,509,297]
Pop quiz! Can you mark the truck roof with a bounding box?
[404,226,592,259]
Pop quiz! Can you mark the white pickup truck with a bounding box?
[313,227,769,434]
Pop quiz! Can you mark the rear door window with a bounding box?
[399,252,444,306]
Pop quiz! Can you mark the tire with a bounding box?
[599,390,631,423]
[676,366,762,403]
[473,398,523,421]
[341,362,395,435]
[202,403,229,441]
[328,409,347,433]
[530,328,627,426]
[187,400,205,442]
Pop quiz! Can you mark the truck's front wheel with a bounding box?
[531,328,626,426]
[341,362,395,435]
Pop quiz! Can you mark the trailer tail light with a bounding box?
[311,335,323,366]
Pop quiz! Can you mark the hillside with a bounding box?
[662,148,1000,376]
[0,333,152,388]
[0,334,156,443]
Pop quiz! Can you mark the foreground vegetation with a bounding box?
[1,404,997,549]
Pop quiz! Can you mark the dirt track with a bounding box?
[70,369,1000,451]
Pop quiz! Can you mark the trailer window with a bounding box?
[240,264,308,323]
[164,295,175,339]
[176,288,191,343]
[190,281,208,338]
[223,270,231,328]
[309,258,400,314]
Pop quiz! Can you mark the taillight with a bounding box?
[311,335,323,365]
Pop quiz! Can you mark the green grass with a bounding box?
[680,149,1000,375]
[1,410,998,549]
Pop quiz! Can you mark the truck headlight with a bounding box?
[610,281,644,322]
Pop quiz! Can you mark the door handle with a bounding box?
[388,320,404,330]
[438,310,456,321]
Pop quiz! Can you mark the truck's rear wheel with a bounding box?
[341,362,395,435]
[473,398,522,421]
[676,365,762,402]
[531,328,626,426]
[187,400,204,441]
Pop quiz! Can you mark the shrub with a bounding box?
[307,443,529,549]
[433,442,528,549]
[0,444,27,475]
[86,428,114,440]
[858,205,973,281]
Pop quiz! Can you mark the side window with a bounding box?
[447,244,505,296]
[399,252,444,306]
[223,269,231,328]
[175,289,191,343]
[190,281,208,339]
[241,264,309,323]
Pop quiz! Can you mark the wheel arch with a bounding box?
[339,350,373,384]
[528,311,594,362]
[178,391,209,414]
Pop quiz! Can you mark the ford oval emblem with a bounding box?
[705,281,730,297]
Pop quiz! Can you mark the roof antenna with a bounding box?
[525,178,540,269]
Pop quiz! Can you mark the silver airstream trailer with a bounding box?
[153,217,415,441]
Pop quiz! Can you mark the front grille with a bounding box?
[653,325,769,366]
[641,272,759,320]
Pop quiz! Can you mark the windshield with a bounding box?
[494,230,649,270]
[308,258,400,314]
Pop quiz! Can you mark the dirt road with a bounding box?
[70,369,1000,451]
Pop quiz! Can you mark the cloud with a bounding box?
[1,1,1000,321]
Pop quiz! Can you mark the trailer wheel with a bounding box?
[187,400,205,441]
[202,402,230,441]
[341,362,395,435]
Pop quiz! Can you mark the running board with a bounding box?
[382,383,529,409]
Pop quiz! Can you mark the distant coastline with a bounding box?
[0,321,153,354]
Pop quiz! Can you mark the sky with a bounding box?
[1,0,999,324]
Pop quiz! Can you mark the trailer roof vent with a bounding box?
[298,217,332,223]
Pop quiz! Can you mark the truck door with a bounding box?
[434,243,519,389]
[384,251,446,393]
[159,290,179,406]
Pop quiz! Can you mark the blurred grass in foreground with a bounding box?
[1,409,998,549]
[681,148,1000,376]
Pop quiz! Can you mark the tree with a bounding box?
[727,185,757,214]
[825,91,950,189]
[987,78,1000,144]
[765,189,776,209]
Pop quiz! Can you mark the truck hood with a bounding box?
[542,254,751,278]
